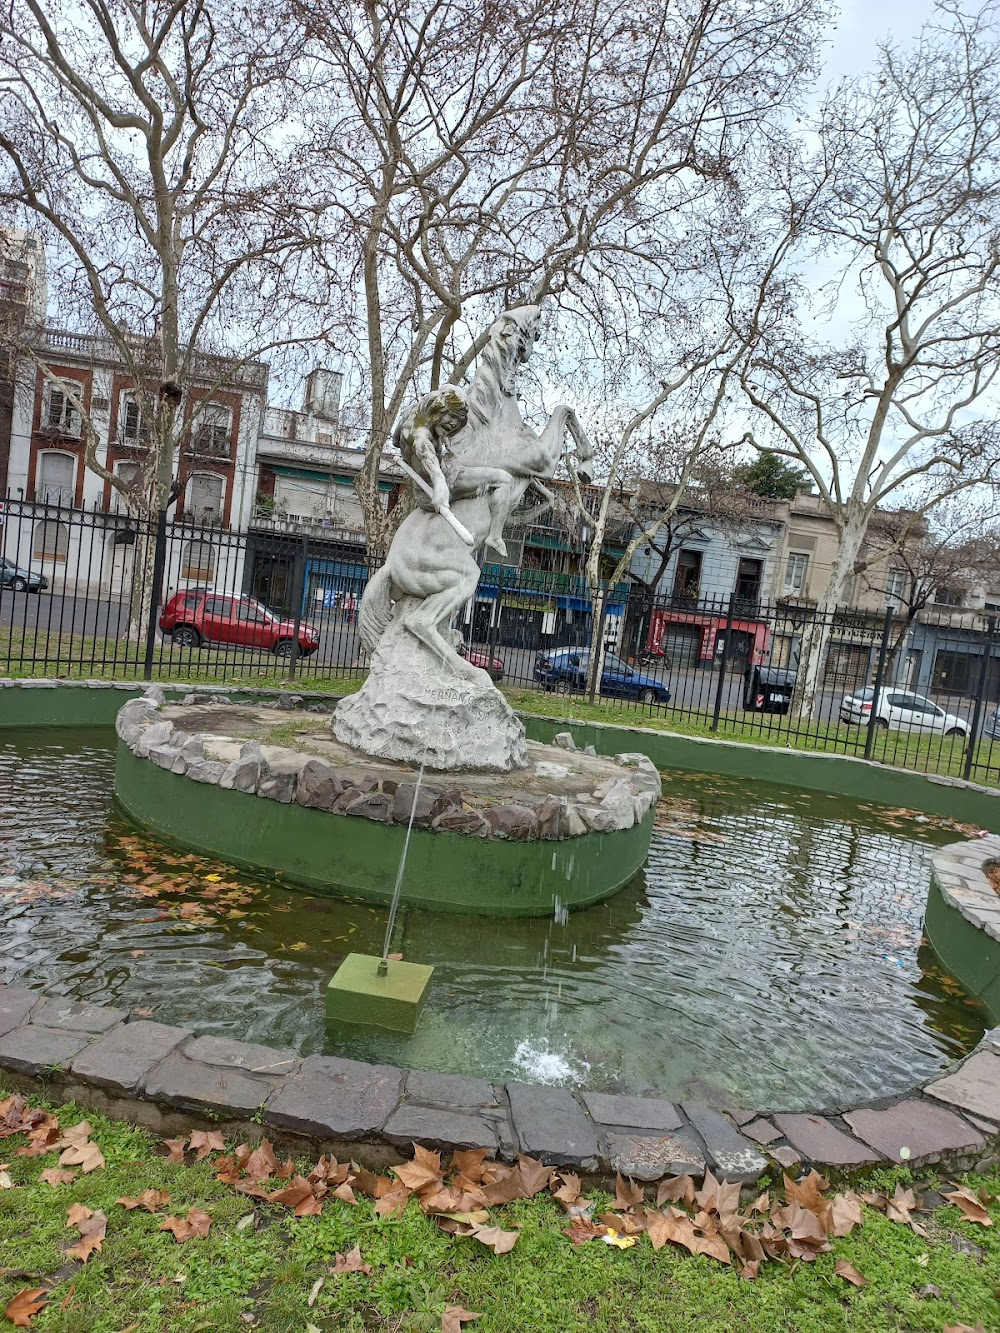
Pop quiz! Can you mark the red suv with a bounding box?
[159,592,320,658]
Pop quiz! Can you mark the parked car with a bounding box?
[533,647,671,704]
[982,707,1000,741]
[159,592,320,658]
[839,687,969,737]
[0,556,47,592]
[458,641,504,682]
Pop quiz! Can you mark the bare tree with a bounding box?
[861,500,1000,677]
[0,0,335,623]
[737,3,1000,717]
[298,0,827,554]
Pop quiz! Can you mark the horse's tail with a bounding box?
[359,564,393,655]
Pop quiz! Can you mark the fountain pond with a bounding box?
[0,726,987,1112]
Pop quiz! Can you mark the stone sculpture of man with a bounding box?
[392,384,515,558]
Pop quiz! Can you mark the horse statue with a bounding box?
[331,305,594,772]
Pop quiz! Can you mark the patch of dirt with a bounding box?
[986,861,1000,898]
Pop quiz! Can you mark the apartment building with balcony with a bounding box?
[1,324,267,596]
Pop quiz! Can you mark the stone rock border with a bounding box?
[0,983,996,1185]
[933,835,1000,943]
[113,688,661,841]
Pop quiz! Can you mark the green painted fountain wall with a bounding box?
[113,743,653,917]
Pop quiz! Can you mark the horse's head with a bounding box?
[488,306,541,384]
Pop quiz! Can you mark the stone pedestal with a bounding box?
[327,954,434,1033]
[331,615,528,772]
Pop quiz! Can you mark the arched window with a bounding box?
[186,472,225,523]
[43,381,82,436]
[180,540,216,582]
[32,519,69,562]
[36,451,75,505]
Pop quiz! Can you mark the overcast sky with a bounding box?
[821,0,941,81]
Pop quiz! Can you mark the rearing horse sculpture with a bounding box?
[359,305,593,675]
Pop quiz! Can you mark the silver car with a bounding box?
[840,687,969,737]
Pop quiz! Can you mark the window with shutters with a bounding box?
[120,392,150,443]
[192,403,232,456]
[43,381,82,436]
[180,540,217,581]
[186,472,225,522]
[36,451,75,505]
[783,552,809,596]
[32,519,69,561]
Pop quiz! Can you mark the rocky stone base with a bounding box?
[1,982,996,1184]
[331,615,528,772]
[114,691,661,840]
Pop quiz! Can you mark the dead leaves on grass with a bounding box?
[65,1203,107,1263]
[941,1184,994,1227]
[3,1288,47,1328]
[159,1208,212,1242]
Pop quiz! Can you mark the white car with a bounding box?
[839,687,969,737]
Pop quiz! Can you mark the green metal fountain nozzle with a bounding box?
[327,953,433,1033]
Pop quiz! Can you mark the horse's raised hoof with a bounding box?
[485,534,508,559]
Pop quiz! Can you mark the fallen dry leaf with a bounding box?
[243,1140,278,1181]
[656,1175,696,1209]
[159,1209,212,1242]
[58,1141,104,1174]
[467,1222,519,1254]
[189,1130,225,1160]
[307,1277,324,1307]
[834,1259,869,1288]
[565,1215,608,1245]
[393,1144,443,1192]
[65,1206,107,1263]
[4,1287,47,1327]
[162,1137,187,1164]
[551,1172,582,1205]
[441,1308,482,1333]
[39,1167,78,1188]
[116,1189,170,1213]
[942,1185,993,1227]
[943,1325,988,1333]
[614,1173,644,1210]
[329,1245,372,1275]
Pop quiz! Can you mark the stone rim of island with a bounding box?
[111,687,659,916]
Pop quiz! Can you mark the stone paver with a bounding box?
[771,1145,801,1170]
[506,1084,599,1169]
[266,1055,402,1137]
[404,1070,496,1109]
[925,1050,1000,1123]
[0,1025,91,1074]
[684,1104,767,1183]
[383,1105,498,1151]
[772,1114,881,1167]
[844,1098,985,1165]
[181,1035,300,1077]
[145,1051,278,1115]
[743,1118,781,1146]
[0,984,38,1037]
[28,997,125,1034]
[605,1132,705,1181]
[581,1092,681,1133]
[69,1021,191,1092]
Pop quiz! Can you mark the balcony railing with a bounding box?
[480,562,629,601]
[36,328,268,389]
[250,510,367,543]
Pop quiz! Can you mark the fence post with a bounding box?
[142,508,169,681]
[286,533,308,680]
[863,605,895,761]
[710,595,735,731]
[963,615,996,783]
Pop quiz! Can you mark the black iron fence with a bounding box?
[2,495,1000,786]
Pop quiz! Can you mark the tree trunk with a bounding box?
[791,514,866,721]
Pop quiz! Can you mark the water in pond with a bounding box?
[0,728,987,1110]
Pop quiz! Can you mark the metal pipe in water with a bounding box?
[380,754,427,969]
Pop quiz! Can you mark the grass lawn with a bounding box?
[1,1095,998,1333]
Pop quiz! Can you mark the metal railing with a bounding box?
[2,494,1000,786]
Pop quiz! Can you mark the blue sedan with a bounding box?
[0,556,48,592]
[533,647,671,704]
